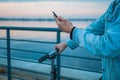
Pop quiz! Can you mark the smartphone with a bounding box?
[52,11,58,18]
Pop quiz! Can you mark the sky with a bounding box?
[0,0,112,18]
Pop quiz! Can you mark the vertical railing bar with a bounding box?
[56,31,61,80]
[7,29,11,80]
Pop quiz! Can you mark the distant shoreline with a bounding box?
[0,18,96,21]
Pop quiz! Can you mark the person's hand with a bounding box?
[55,42,67,54]
[56,16,74,33]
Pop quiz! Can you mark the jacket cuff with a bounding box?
[70,27,76,39]
[66,39,78,50]
[72,28,85,47]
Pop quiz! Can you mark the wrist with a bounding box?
[63,42,67,47]
[68,25,74,33]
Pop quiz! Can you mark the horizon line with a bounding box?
[0,17,96,21]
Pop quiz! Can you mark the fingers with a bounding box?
[57,16,66,21]
[54,42,67,54]
[56,16,67,23]
[55,16,61,25]
[55,45,61,54]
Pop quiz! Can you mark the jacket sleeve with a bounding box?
[70,13,120,58]
[66,13,106,50]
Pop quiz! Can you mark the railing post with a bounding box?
[7,29,11,80]
[56,30,61,80]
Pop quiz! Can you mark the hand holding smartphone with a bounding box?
[52,11,58,18]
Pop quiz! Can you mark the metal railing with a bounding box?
[0,26,61,80]
[0,26,101,80]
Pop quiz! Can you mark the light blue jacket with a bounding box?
[66,1,120,80]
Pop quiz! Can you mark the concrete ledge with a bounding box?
[0,58,101,80]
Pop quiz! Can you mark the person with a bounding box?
[54,0,120,80]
